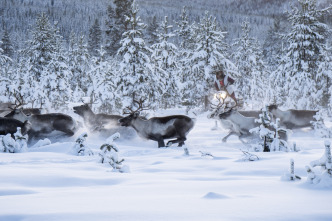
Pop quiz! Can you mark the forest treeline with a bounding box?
[0,0,331,114]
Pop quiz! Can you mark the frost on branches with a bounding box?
[99,132,129,173]
[250,107,289,152]
[0,127,28,153]
[117,0,161,110]
[70,132,93,156]
[306,141,332,187]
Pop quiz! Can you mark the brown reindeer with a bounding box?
[119,98,195,148]
[5,109,78,142]
[267,104,318,129]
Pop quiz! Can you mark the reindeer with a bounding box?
[0,117,31,136]
[119,98,195,148]
[208,97,286,143]
[267,104,318,129]
[73,104,122,131]
[218,109,260,142]
[5,109,78,141]
[208,95,252,142]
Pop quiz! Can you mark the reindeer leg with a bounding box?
[158,139,165,148]
[222,131,236,142]
[166,137,186,147]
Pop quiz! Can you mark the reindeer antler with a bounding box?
[123,97,150,115]
[209,92,238,116]
[10,92,27,110]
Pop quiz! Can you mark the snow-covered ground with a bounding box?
[1,109,331,221]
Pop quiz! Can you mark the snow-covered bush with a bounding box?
[0,127,28,153]
[99,132,129,173]
[13,127,28,152]
[305,141,332,187]
[70,132,93,156]
[282,158,301,181]
[311,111,332,138]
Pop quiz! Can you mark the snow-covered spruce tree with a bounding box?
[262,18,285,70]
[22,13,57,107]
[269,118,289,152]
[174,6,195,106]
[117,0,162,110]
[0,38,12,100]
[311,110,332,138]
[232,20,267,109]
[250,107,275,152]
[68,33,91,99]
[250,106,289,152]
[88,47,121,114]
[151,16,179,108]
[146,15,159,46]
[99,133,129,173]
[88,19,102,57]
[45,22,72,110]
[105,0,133,56]
[185,11,236,110]
[1,28,14,58]
[280,0,331,109]
[306,141,332,187]
[175,6,194,51]
[71,132,93,156]
[318,45,332,109]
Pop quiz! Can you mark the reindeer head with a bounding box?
[73,104,91,117]
[5,109,30,122]
[119,97,149,126]
[219,108,236,120]
[208,93,237,119]
[267,104,278,112]
[118,112,140,127]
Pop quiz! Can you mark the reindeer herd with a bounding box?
[0,98,319,148]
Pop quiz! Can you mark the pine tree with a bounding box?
[151,16,179,108]
[250,107,275,152]
[0,37,12,100]
[232,20,267,109]
[99,132,129,173]
[186,11,236,110]
[117,0,161,110]
[146,15,159,46]
[280,0,331,109]
[22,13,57,107]
[68,33,91,98]
[175,6,194,51]
[88,19,102,57]
[89,47,120,114]
[262,18,285,69]
[105,0,133,56]
[71,132,93,156]
[1,28,14,58]
[45,22,72,110]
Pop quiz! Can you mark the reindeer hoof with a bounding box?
[222,138,227,143]
[166,141,173,147]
